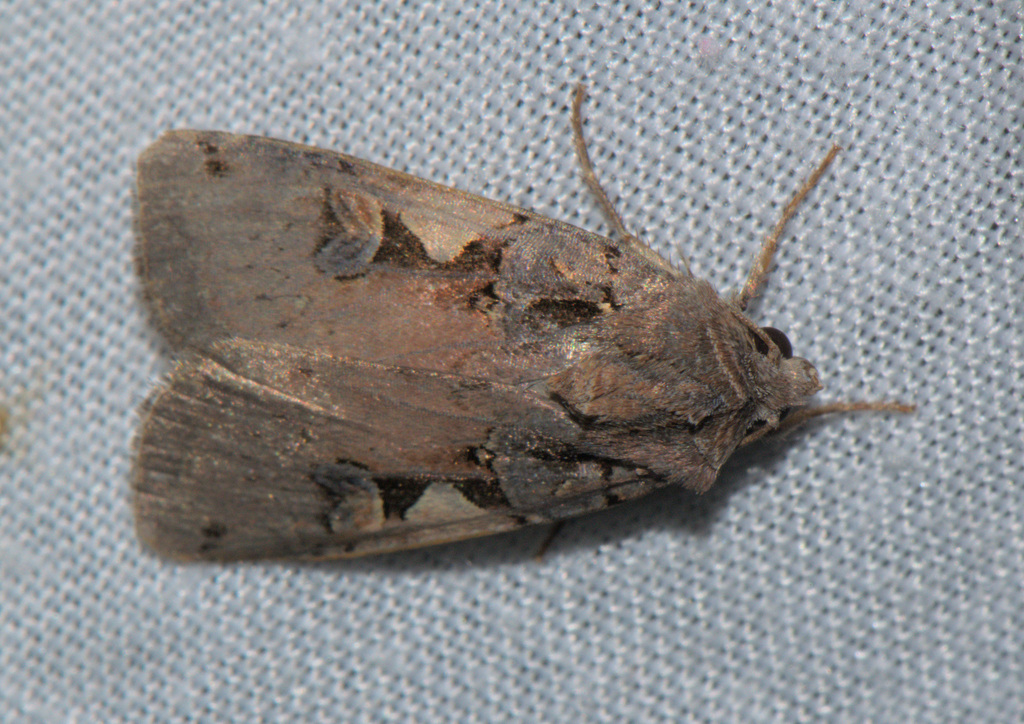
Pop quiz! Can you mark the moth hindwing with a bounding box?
[133,98,841,562]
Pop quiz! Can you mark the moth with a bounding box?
[133,85,910,561]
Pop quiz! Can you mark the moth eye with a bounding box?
[744,419,767,436]
[746,407,793,436]
[760,327,793,359]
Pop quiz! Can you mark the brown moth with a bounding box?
[133,85,910,561]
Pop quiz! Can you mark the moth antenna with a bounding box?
[736,145,842,311]
[571,83,634,241]
[774,401,916,434]
[571,83,690,275]
[741,401,916,446]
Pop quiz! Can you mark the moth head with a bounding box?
[746,324,822,410]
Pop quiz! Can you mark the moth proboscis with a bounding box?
[133,83,912,561]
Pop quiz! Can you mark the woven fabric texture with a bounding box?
[2,1,1021,721]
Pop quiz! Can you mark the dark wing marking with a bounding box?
[136,131,677,383]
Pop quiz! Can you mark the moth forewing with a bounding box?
[132,88,909,561]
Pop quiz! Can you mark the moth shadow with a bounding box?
[296,432,805,574]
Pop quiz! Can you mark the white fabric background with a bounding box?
[2,1,1021,721]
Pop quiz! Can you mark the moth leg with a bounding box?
[740,400,916,446]
[532,521,566,561]
[735,145,842,310]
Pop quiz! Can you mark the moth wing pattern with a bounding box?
[134,130,823,560]
[134,132,678,560]
[136,342,658,560]
[136,131,675,383]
